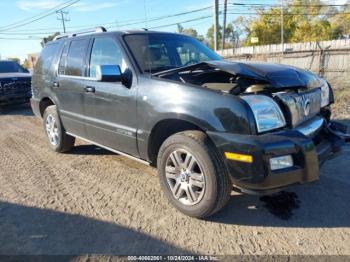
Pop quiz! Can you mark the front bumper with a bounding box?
[208,116,348,193]
[0,91,32,106]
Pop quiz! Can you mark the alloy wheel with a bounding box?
[45,114,59,146]
[165,149,206,206]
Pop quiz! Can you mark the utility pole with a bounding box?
[56,10,70,33]
[222,0,228,50]
[281,0,284,56]
[213,0,219,51]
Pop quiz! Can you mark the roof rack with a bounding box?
[53,26,107,41]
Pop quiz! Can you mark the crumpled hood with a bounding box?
[206,60,323,89]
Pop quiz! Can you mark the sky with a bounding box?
[0,0,347,62]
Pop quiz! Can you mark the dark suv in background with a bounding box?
[0,60,31,106]
[31,27,349,218]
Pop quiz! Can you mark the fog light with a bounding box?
[270,155,293,171]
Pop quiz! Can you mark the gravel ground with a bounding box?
[0,104,349,256]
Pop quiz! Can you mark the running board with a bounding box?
[66,132,150,166]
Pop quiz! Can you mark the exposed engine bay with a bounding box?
[154,62,276,96]
[153,61,330,129]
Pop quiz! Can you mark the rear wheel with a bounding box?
[157,131,231,218]
[43,105,75,153]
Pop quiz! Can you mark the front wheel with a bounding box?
[43,105,75,153]
[157,131,231,218]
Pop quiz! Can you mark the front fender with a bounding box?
[136,77,253,160]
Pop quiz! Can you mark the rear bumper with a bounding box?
[30,98,41,118]
[208,116,347,193]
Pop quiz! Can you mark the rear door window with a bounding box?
[61,39,89,76]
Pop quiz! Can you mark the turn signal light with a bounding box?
[224,152,253,163]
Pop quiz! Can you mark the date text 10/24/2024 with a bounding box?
[127,255,220,261]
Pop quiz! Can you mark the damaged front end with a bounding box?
[154,60,349,192]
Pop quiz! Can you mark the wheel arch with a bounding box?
[39,97,55,117]
[147,118,212,166]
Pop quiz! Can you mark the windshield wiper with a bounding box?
[152,62,209,76]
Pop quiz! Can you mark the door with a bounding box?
[55,38,91,137]
[83,36,139,157]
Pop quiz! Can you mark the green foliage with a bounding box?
[232,0,350,46]
[206,24,238,49]
[22,59,31,69]
[177,24,205,42]
[41,32,60,47]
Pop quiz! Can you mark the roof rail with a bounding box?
[53,26,107,41]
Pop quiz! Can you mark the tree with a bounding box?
[22,59,31,69]
[206,24,222,49]
[233,0,348,46]
[223,23,238,48]
[329,3,350,38]
[177,24,184,34]
[41,32,60,47]
[177,24,205,42]
[182,28,198,38]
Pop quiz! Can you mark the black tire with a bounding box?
[157,130,231,218]
[43,105,75,153]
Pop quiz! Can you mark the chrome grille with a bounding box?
[276,88,322,127]
[0,80,31,96]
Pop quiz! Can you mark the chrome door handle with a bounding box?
[84,86,95,93]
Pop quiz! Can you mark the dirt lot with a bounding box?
[0,104,349,256]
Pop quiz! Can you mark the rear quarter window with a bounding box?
[35,43,60,75]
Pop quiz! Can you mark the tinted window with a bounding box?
[58,43,69,75]
[0,61,27,73]
[36,43,59,75]
[89,37,124,78]
[124,34,221,73]
[64,39,89,76]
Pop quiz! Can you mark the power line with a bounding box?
[0,0,80,32]
[0,37,42,40]
[148,15,213,29]
[56,10,70,33]
[0,0,75,30]
[1,3,350,39]
[0,5,213,35]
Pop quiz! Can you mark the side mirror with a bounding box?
[96,65,122,82]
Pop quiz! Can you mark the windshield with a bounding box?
[124,33,222,74]
[0,61,27,73]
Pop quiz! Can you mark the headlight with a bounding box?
[241,95,286,133]
[320,80,330,107]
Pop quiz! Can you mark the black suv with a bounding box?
[31,28,349,218]
[0,60,31,106]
